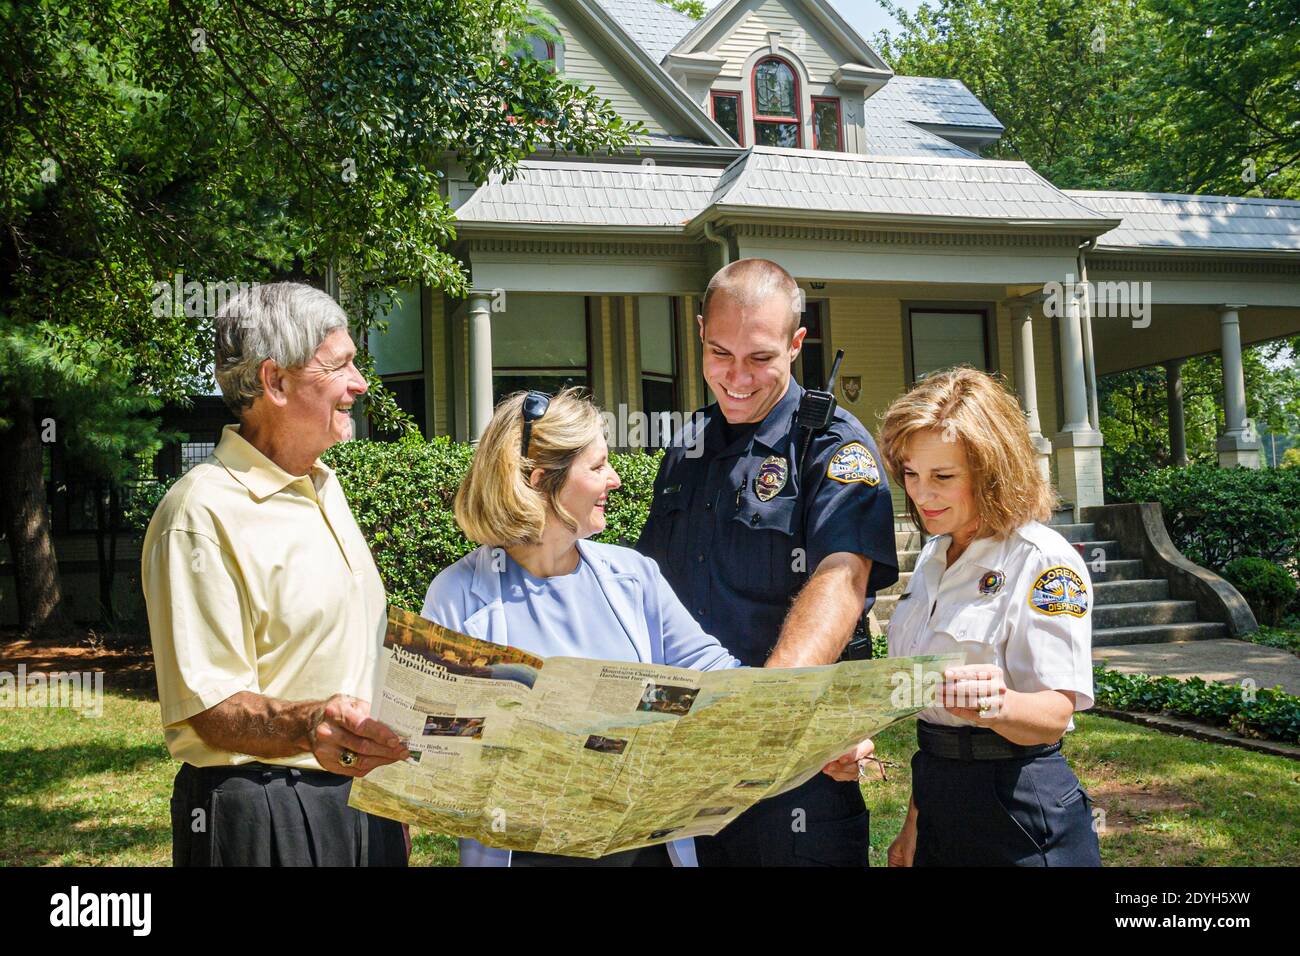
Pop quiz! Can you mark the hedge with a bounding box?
[1092,665,1300,743]
[1222,557,1298,627]
[323,437,662,612]
[1115,465,1300,572]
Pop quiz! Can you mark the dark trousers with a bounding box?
[171,763,407,867]
[695,772,869,867]
[912,747,1102,867]
[511,844,674,867]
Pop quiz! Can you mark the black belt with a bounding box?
[917,721,1061,761]
[186,761,343,785]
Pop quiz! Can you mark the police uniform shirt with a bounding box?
[637,380,899,667]
[887,520,1095,728]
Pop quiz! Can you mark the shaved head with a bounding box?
[700,258,803,340]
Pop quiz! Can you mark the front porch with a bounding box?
[361,155,1300,518]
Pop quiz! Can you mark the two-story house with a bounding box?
[362,0,1299,521]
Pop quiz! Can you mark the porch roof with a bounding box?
[456,149,1120,235]
[1068,190,1300,255]
[454,160,718,230]
[699,148,1119,230]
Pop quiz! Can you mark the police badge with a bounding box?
[978,571,1005,595]
[754,455,788,502]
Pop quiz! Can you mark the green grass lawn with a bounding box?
[2,689,1297,866]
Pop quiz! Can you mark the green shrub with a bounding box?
[325,437,662,612]
[1116,465,1300,571]
[1092,665,1300,743]
[1222,557,1299,627]
[1250,626,1300,656]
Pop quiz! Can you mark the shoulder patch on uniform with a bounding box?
[1028,565,1089,617]
[826,441,880,486]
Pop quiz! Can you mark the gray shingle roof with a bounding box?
[1068,190,1300,253]
[594,0,697,63]
[864,76,1004,131]
[860,116,979,159]
[456,151,1119,231]
[707,148,1113,225]
[457,159,1300,253]
[456,160,719,228]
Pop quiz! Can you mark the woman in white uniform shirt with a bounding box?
[880,368,1101,867]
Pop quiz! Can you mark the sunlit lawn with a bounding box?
[2,689,1296,866]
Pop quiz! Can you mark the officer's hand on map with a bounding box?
[938,665,1008,722]
[822,737,876,782]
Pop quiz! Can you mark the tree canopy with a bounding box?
[0,0,643,631]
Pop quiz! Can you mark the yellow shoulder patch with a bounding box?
[1028,565,1089,617]
[826,441,880,486]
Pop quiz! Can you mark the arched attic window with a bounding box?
[752,56,800,147]
[511,28,557,72]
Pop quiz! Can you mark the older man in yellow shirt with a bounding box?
[142,281,410,866]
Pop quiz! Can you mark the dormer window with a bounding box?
[752,56,800,147]
[711,91,743,145]
[812,96,842,151]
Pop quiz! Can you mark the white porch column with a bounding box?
[468,291,494,444]
[1053,293,1104,513]
[1010,302,1052,481]
[1215,305,1261,468]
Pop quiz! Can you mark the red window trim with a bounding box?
[751,55,801,148]
[710,90,744,146]
[811,95,843,151]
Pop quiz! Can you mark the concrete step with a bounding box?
[1051,522,1097,543]
[1069,539,1124,563]
[891,554,1144,581]
[1049,507,1076,526]
[1093,579,1169,604]
[876,585,1182,623]
[1093,622,1230,647]
[874,594,900,621]
[1089,558,1146,583]
[875,571,912,597]
[1093,599,1199,629]
[895,530,925,550]
[893,516,919,532]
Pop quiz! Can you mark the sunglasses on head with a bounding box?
[520,390,552,458]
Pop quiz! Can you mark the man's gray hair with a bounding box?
[214,281,349,415]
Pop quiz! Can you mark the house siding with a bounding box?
[711,0,845,85]
[824,293,908,512]
[536,0,691,137]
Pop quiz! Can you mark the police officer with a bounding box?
[878,367,1101,867]
[637,258,899,867]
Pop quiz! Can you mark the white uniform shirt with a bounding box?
[887,520,1095,729]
